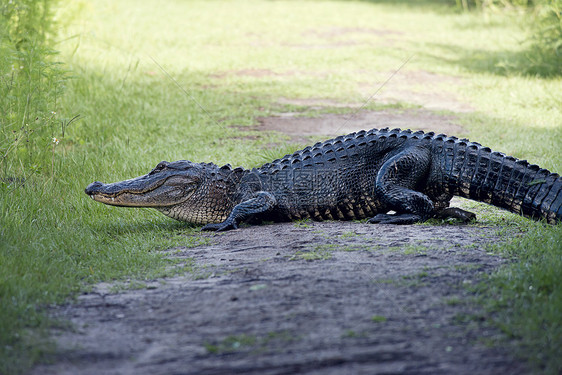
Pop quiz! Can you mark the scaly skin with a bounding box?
[85,128,562,231]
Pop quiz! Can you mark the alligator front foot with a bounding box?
[201,219,239,232]
[367,213,424,225]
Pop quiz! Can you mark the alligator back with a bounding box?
[252,128,561,224]
[254,128,411,221]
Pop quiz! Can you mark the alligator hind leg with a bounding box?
[368,145,434,225]
[434,207,476,223]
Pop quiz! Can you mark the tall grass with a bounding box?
[454,0,562,76]
[526,0,562,76]
[0,0,69,176]
[0,1,77,373]
[1,0,59,45]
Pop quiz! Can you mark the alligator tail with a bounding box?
[440,138,562,224]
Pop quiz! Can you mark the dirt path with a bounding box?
[258,108,466,144]
[33,221,525,375]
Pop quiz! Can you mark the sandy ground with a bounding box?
[32,221,526,375]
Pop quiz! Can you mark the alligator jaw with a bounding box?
[84,176,187,208]
[86,189,145,207]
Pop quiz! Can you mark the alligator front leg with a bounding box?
[368,145,434,225]
[201,191,276,232]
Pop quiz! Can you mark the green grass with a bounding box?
[481,223,562,374]
[204,330,297,354]
[291,245,335,261]
[0,0,561,373]
[371,315,388,323]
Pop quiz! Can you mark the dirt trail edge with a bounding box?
[32,220,526,375]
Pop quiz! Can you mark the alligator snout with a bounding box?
[85,181,104,195]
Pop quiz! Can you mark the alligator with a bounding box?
[85,127,562,231]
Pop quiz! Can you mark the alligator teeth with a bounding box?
[90,195,94,200]
[111,197,115,202]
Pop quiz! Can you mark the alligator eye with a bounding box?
[150,161,168,174]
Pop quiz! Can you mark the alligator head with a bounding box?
[85,160,245,224]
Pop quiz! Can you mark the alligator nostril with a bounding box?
[85,181,104,195]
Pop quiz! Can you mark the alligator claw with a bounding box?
[368,213,423,225]
[201,220,239,232]
[434,207,476,223]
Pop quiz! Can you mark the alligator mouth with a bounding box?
[87,192,142,206]
[85,179,168,207]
